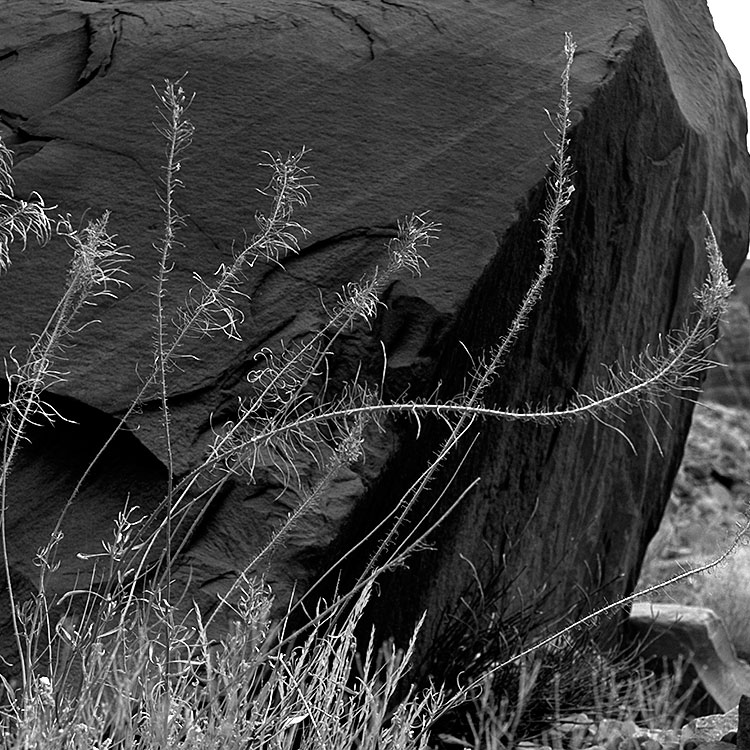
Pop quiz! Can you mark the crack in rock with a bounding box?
[293,225,396,258]
[78,11,120,87]
[379,0,443,33]
[329,6,376,60]
[78,9,147,89]
[0,50,19,66]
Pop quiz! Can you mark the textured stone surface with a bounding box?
[683,705,739,746]
[629,603,750,712]
[1,0,749,672]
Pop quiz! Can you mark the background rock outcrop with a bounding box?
[704,260,750,406]
[629,603,750,713]
[1,0,749,672]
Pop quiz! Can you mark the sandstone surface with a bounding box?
[629,603,750,713]
[1,0,749,673]
[683,705,740,746]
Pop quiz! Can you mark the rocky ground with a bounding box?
[636,399,750,658]
[637,256,750,661]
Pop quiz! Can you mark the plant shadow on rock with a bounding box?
[0,389,168,680]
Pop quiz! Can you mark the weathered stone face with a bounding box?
[1,0,749,671]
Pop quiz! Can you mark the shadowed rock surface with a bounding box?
[629,603,750,713]
[1,0,749,672]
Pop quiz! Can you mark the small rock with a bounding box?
[555,713,594,746]
[683,707,739,746]
[556,713,593,731]
[596,719,628,750]
[650,729,680,748]
[601,720,640,745]
[603,733,626,750]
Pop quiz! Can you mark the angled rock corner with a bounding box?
[0,0,749,672]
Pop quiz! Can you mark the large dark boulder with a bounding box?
[1,0,749,670]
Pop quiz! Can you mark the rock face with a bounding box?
[682,704,740,746]
[629,603,750,713]
[1,0,749,671]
